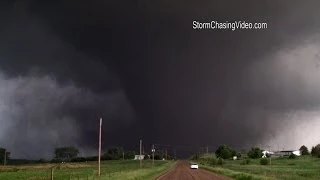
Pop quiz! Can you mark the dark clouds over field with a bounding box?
[1,0,320,158]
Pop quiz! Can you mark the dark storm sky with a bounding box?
[1,0,320,158]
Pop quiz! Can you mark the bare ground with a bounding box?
[157,161,231,180]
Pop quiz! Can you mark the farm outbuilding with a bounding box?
[133,155,145,160]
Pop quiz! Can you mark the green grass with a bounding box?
[0,160,175,180]
[201,165,270,180]
[197,156,320,180]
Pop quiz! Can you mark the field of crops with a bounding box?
[0,160,174,180]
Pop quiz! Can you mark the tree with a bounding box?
[103,147,123,160]
[148,148,173,160]
[311,144,320,157]
[154,149,166,160]
[54,146,79,161]
[215,145,236,159]
[247,147,263,159]
[311,146,315,155]
[299,145,309,155]
[0,148,10,164]
[124,151,135,159]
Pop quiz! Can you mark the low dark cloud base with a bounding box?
[1,0,320,158]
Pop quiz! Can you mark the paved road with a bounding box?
[157,161,231,180]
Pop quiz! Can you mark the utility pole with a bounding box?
[140,139,142,168]
[268,145,271,166]
[165,149,168,160]
[98,118,102,177]
[152,144,155,167]
[206,146,209,155]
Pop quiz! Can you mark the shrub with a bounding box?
[240,158,250,165]
[217,158,225,165]
[209,158,217,166]
[197,158,209,165]
[289,154,297,159]
[247,147,263,159]
[260,158,269,165]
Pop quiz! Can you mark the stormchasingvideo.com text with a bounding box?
[193,20,268,31]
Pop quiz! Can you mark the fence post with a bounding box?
[51,167,54,180]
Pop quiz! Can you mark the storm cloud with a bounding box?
[1,0,320,158]
[244,34,320,149]
[0,2,135,159]
[0,71,135,159]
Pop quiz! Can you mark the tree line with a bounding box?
[2,143,320,164]
[191,143,320,161]
[51,146,137,163]
[0,148,10,165]
[0,146,173,165]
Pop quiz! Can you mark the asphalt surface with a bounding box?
[157,161,231,180]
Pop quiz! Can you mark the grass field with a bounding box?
[0,160,175,180]
[198,155,320,180]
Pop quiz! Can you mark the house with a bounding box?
[270,150,301,157]
[262,150,301,158]
[280,150,301,156]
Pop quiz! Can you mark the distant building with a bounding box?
[262,150,301,158]
[262,150,274,158]
[279,150,301,156]
[134,155,145,160]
